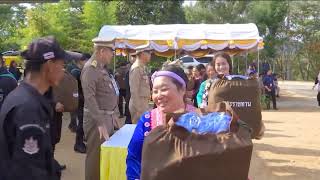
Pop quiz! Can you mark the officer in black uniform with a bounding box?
[70,52,90,153]
[65,61,78,132]
[0,57,17,110]
[0,36,78,180]
[44,86,66,171]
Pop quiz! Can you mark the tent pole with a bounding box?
[113,54,116,74]
[127,51,129,62]
[231,56,234,73]
[237,57,240,74]
[257,48,260,74]
[245,51,248,71]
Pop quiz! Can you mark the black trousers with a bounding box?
[125,98,132,124]
[75,105,84,145]
[69,111,77,128]
[118,89,127,116]
[50,112,63,152]
[317,92,320,106]
[266,90,277,109]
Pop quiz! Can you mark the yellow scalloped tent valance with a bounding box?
[116,39,262,57]
[154,50,177,58]
[96,24,264,57]
[185,49,211,58]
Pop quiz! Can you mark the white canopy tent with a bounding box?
[94,23,264,72]
[94,23,263,54]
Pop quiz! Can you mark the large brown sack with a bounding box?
[141,103,253,180]
[53,71,79,112]
[207,76,264,139]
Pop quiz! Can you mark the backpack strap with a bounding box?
[225,75,249,80]
[200,75,250,108]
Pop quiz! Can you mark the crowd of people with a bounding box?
[0,34,287,180]
[125,51,266,179]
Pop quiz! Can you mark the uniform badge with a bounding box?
[73,92,79,98]
[91,60,97,68]
[22,136,39,155]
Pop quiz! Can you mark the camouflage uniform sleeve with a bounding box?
[81,67,104,126]
[129,67,142,109]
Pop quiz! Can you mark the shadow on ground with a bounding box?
[262,94,319,113]
[250,143,320,180]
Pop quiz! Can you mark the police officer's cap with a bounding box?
[21,36,83,63]
[92,37,115,49]
[134,44,153,54]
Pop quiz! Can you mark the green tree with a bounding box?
[288,1,320,80]
[114,0,186,69]
[80,1,117,52]
[184,1,249,24]
[245,1,289,78]
[115,0,186,25]
[20,0,94,52]
[21,2,73,48]
[1,0,318,80]
[0,4,26,52]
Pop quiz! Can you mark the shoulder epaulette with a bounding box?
[91,60,97,68]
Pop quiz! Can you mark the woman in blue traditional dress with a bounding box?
[126,65,196,180]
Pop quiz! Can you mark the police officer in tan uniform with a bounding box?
[129,46,152,124]
[81,39,121,180]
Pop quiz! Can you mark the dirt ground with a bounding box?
[56,80,320,180]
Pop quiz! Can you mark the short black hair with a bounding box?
[187,65,193,70]
[25,61,45,74]
[196,64,205,71]
[83,53,91,60]
[161,65,188,90]
[72,50,89,61]
[9,60,16,67]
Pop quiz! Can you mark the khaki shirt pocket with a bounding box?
[140,74,150,97]
[142,74,149,84]
[101,76,114,93]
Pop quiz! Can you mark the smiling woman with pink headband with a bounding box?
[126,65,196,180]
